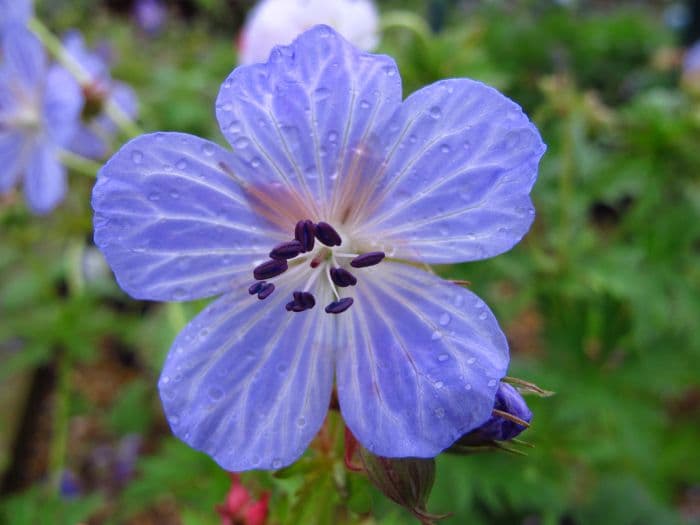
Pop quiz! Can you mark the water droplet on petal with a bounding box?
[250,157,262,168]
[272,458,282,469]
[208,387,223,401]
[359,99,371,109]
[431,331,443,341]
[467,357,476,364]
[169,415,180,425]
[488,379,497,387]
[440,144,451,154]
[228,121,241,134]
[429,106,442,119]
[233,137,249,149]
[296,417,306,427]
[434,408,445,419]
[170,190,180,199]
[453,295,464,307]
[464,384,472,390]
[478,312,488,320]
[434,381,444,389]
[439,313,451,326]
[131,150,143,164]
[202,143,215,156]
[148,192,160,201]
[176,159,188,170]
[327,131,338,142]
[437,353,449,362]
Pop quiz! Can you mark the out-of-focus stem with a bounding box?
[49,352,70,494]
[59,148,102,177]
[381,10,433,47]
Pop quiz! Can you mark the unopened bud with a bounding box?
[453,382,533,449]
[356,441,447,524]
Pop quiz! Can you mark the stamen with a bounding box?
[294,219,316,252]
[253,259,288,280]
[325,298,354,314]
[330,267,357,287]
[286,291,316,312]
[350,251,385,268]
[248,281,265,295]
[269,240,304,260]
[315,221,342,247]
[257,282,275,300]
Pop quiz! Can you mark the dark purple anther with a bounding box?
[350,251,385,268]
[293,291,316,309]
[325,297,354,314]
[253,259,288,280]
[257,282,275,300]
[294,219,316,252]
[249,281,265,295]
[315,221,342,247]
[270,240,304,260]
[330,267,357,287]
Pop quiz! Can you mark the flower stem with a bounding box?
[28,17,143,139]
[59,148,102,178]
[381,11,433,47]
[49,350,71,494]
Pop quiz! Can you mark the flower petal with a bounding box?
[24,141,66,214]
[216,24,402,224]
[358,79,545,264]
[159,271,335,471]
[336,262,508,457]
[2,24,46,89]
[43,65,84,146]
[92,132,286,301]
[0,130,27,192]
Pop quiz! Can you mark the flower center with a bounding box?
[248,219,385,314]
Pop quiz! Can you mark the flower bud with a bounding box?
[455,382,532,447]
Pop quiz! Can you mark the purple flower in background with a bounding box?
[0,25,83,214]
[63,31,138,160]
[93,25,545,470]
[133,0,166,36]
[0,0,32,36]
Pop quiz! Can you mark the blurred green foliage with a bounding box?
[1,1,699,524]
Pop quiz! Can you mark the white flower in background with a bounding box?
[238,0,379,65]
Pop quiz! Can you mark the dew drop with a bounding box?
[250,157,262,168]
[383,65,396,76]
[169,190,180,199]
[327,130,338,142]
[314,87,331,100]
[464,384,472,390]
[272,458,283,469]
[296,417,306,427]
[429,106,442,119]
[437,353,449,362]
[233,137,250,149]
[131,150,143,164]
[169,415,180,425]
[440,144,451,154]
[359,99,371,109]
[434,381,444,389]
[201,143,215,156]
[488,379,497,387]
[409,134,417,143]
[176,159,188,170]
[161,376,170,385]
[467,357,476,364]
[228,121,242,134]
[148,192,160,201]
[478,312,488,320]
[474,300,484,309]
[439,313,451,326]
[434,408,445,419]
[276,363,287,373]
[431,331,443,341]
[208,387,223,401]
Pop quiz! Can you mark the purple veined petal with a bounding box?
[43,65,84,146]
[336,261,508,457]
[357,79,546,264]
[215,24,402,223]
[2,24,46,90]
[24,141,67,214]
[92,132,290,302]
[0,130,27,192]
[159,271,335,471]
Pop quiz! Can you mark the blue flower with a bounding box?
[0,0,32,37]
[0,25,83,214]
[92,25,545,470]
[62,30,138,160]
